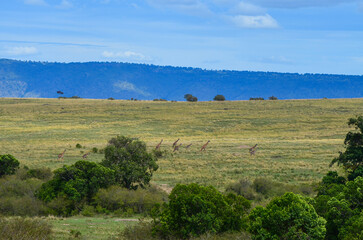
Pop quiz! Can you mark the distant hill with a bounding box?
[0,58,362,100]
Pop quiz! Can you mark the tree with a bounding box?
[248,192,326,240]
[268,96,278,100]
[330,116,363,172]
[37,161,115,203]
[153,183,250,239]
[101,136,159,190]
[184,94,198,102]
[0,154,20,177]
[213,95,226,101]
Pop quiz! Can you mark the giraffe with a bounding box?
[249,144,258,155]
[155,139,163,150]
[200,140,210,151]
[185,143,192,149]
[58,149,66,160]
[82,152,91,159]
[172,138,180,148]
[173,143,182,152]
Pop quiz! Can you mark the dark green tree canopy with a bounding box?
[153,183,250,239]
[248,192,326,240]
[213,95,226,101]
[331,116,363,172]
[0,154,20,177]
[37,161,115,203]
[101,136,158,190]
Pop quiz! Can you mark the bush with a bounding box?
[0,154,20,177]
[101,136,159,190]
[248,192,326,240]
[94,185,167,214]
[249,97,264,100]
[213,95,226,101]
[0,217,52,240]
[108,97,115,100]
[153,183,250,239]
[25,167,53,181]
[184,94,198,102]
[268,96,278,100]
[76,143,82,148]
[37,161,116,216]
[116,220,155,240]
[92,147,99,153]
[153,99,167,101]
[0,177,47,216]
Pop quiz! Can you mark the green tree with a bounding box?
[330,116,363,172]
[37,161,115,203]
[248,192,326,240]
[153,183,250,239]
[213,95,226,101]
[184,94,198,102]
[0,154,20,177]
[101,136,159,190]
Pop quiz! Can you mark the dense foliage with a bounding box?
[213,95,226,101]
[153,183,251,239]
[0,154,19,177]
[101,136,159,190]
[37,161,115,215]
[184,94,198,102]
[330,116,363,173]
[248,192,326,240]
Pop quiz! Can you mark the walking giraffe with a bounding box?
[200,140,210,151]
[58,149,66,160]
[155,139,163,150]
[172,138,180,148]
[82,152,91,159]
[249,144,258,155]
[173,143,182,152]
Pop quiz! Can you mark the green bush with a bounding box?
[248,192,326,240]
[94,185,167,214]
[101,136,159,190]
[0,217,52,240]
[213,95,226,101]
[153,183,250,239]
[0,177,47,216]
[92,147,98,153]
[0,154,20,178]
[26,167,53,181]
[76,143,82,148]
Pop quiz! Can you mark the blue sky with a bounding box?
[1,0,363,74]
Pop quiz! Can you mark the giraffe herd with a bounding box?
[57,140,258,160]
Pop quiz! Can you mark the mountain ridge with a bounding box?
[0,58,362,100]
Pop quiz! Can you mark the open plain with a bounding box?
[1,98,362,189]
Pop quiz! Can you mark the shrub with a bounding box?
[249,97,264,100]
[108,97,115,100]
[0,217,52,240]
[0,154,20,177]
[213,95,226,101]
[25,167,53,181]
[71,96,80,99]
[153,183,250,239]
[184,94,198,102]
[92,147,98,153]
[268,96,278,100]
[94,185,167,214]
[101,136,159,190]
[81,205,96,217]
[76,143,82,148]
[0,177,47,216]
[37,161,116,215]
[248,192,326,240]
[116,220,155,240]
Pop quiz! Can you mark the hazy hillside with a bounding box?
[0,58,362,100]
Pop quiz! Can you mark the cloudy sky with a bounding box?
[1,0,363,74]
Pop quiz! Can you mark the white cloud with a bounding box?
[235,2,266,14]
[24,0,47,6]
[102,50,149,60]
[113,81,151,96]
[56,0,73,9]
[231,14,278,28]
[246,0,362,9]
[7,47,38,56]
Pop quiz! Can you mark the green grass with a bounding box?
[1,98,362,189]
[50,216,137,239]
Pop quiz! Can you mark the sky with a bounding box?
[1,0,363,75]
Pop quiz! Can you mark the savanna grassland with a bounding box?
[0,98,362,190]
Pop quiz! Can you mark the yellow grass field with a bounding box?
[0,98,362,189]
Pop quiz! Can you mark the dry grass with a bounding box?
[0,98,362,189]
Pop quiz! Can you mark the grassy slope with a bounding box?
[0,98,362,189]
